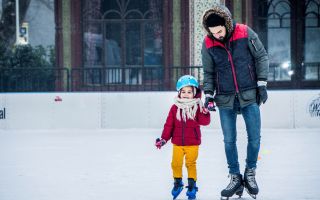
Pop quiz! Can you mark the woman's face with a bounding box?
[180,86,194,99]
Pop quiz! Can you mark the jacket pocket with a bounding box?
[214,94,232,104]
[250,39,258,52]
[239,89,256,101]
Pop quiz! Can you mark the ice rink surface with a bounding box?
[1,128,320,200]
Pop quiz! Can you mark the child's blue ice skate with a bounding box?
[171,178,184,200]
[186,178,198,200]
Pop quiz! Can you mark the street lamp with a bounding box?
[15,0,19,45]
[15,0,28,45]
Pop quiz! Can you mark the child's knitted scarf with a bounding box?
[174,97,203,122]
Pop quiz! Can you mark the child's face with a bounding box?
[180,86,194,99]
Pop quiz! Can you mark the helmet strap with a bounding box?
[193,87,197,97]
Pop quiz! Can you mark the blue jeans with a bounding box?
[219,99,261,174]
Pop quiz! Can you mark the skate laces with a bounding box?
[245,169,257,188]
[226,174,240,190]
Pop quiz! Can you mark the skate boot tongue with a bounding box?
[227,174,241,189]
[244,168,259,198]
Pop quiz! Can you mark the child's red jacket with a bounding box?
[161,101,210,146]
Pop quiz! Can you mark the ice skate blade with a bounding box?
[186,193,196,200]
[186,193,196,199]
[221,197,240,200]
[245,188,257,199]
[172,186,183,200]
[235,185,244,197]
[221,195,242,199]
[221,185,243,200]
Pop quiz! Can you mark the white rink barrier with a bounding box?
[0,90,319,130]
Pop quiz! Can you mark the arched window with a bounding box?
[254,0,320,89]
[304,0,320,80]
[82,0,163,86]
[267,0,292,81]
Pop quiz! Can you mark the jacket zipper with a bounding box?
[250,39,258,51]
[223,46,239,93]
[216,73,220,94]
[194,128,199,140]
[182,120,185,146]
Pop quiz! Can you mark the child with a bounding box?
[155,75,211,200]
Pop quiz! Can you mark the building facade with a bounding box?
[54,0,320,91]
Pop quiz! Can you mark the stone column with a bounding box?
[189,0,220,67]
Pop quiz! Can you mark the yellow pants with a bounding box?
[171,145,199,181]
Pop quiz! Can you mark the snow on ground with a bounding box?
[0,128,320,200]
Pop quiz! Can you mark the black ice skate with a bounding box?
[220,173,244,200]
[244,168,259,199]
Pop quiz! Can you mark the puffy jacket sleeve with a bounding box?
[247,27,269,81]
[197,108,211,126]
[201,39,216,95]
[161,105,176,142]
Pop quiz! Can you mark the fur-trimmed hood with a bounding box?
[202,4,234,39]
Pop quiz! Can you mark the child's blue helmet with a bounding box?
[176,75,199,91]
